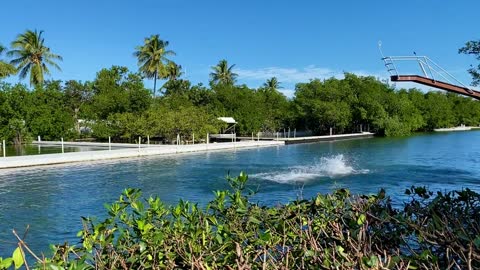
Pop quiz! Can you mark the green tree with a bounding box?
[91,66,151,120]
[63,80,94,133]
[210,59,237,85]
[459,40,480,86]
[134,34,175,96]
[0,44,16,79]
[8,30,62,87]
[263,77,281,90]
[165,62,183,81]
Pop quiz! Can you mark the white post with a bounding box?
[147,135,150,146]
[294,128,296,138]
[193,133,195,145]
[61,137,64,153]
[108,136,111,151]
[276,132,279,141]
[330,127,333,136]
[2,140,5,157]
[37,135,41,142]
[207,133,209,145]
[288,127,290,138]
[38,144,41,154]
[177,134,180,145]
[257,132,260,141]
[138,136,141,152]
[283,128,286,138]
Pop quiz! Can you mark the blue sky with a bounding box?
[1,0,478,97]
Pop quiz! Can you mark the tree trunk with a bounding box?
[153,71,158,96]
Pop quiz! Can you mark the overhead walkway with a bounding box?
[379,42,479,99]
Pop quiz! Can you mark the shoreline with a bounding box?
[0,141,284,169]
[0,133,375,169]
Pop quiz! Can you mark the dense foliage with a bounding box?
[2,31,480,144]
[2,70,480,144]
[459,39,480,86]
[1,173,479,269]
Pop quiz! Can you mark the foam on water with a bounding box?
[252,154,369,184]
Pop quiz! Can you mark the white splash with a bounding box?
[251,154,369,184]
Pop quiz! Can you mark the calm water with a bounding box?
[1,131,480,256]
[2,144,111,156]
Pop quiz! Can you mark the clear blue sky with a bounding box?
[1,0,478,96]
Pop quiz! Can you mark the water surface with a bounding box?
[0,131,479,256]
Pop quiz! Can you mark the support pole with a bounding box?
[251,132,254,141]
[330,127,333,136]
[288,127,290,138]
[177,134,180,145]
[2,140,5,157]
[207,133,209,145]
[257,132,260,141]
[276,132,279,141]
[38,136,41,142]
[109,136,111,151]
[61,137,64,153]
[294,128,296,138]
[138,136,141,152]
[147,135,150,146]
[193,133,195,145]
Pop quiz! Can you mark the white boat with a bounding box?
[434,124,471,132]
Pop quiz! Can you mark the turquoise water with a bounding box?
[1,131,480,256]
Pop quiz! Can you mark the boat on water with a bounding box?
[434,124,472,132]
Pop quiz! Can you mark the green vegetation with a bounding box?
[1,30,480,145]
[134,35,175,96]
[7,30,62,87]
[459,39,480,86]
[2,173,479,269]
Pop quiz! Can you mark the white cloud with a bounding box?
[236,65,341,83]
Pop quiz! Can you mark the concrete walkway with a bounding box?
[0,141,284,169]
[280,132,374,144]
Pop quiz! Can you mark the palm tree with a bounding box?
[134,34,175,96]
[166,62,183,81]
[263,77,282,91]
[210,59,237,85]
[8,30,62,86]
[0,44,16,79]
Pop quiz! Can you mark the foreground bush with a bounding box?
[1,173,480,269]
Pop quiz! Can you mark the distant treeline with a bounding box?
[1,30,480,144]
[1,69,480,144]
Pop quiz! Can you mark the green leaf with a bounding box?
[12,247,23,269]
[357,213,366,225]
[474,236,480,248]
[248,216,261,224]
[0,258,13,269]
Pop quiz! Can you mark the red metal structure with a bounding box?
[379,42,479,99]
[391,75,480,100]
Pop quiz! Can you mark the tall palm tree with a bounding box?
[263,77,282,91]
[134,34,175,96]
[8,30,62,86]
[0,44,16,79]
[166,62,183,81]
[210,59,237,85]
